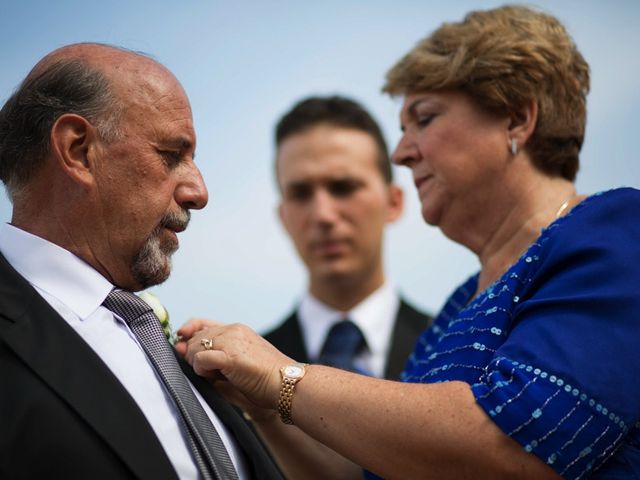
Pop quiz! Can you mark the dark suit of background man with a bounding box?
[264,96,432,379]
[0,43,281,479]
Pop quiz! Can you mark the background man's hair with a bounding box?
[275,95,393,183]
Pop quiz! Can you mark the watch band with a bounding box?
[277,363,307,425]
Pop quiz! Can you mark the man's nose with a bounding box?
[175,161,209,210]
[309,189,339,225]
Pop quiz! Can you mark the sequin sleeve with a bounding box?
[471,189,640,479]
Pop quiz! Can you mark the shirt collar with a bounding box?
[0,223,114,319]
[299,281,399,361]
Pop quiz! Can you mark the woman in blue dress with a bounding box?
[180,5,640,479]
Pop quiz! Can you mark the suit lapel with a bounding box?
[0,253,176,479]
[263,312,310,364]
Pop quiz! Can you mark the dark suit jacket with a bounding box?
[264,298,432,380]
[0,252,282,480]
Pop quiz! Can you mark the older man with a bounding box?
[264,96,431,379]
[0,43,281,480]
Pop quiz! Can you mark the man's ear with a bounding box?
[50,113,98,188]
[277,201,288,229]
[386,184,404,223]
[278,201,296,236]
[507,98,538,154]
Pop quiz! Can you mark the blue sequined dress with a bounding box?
[400,188,640,479]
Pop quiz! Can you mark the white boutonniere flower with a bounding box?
[138,291,178,345]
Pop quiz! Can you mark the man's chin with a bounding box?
[313,261,357,282]
[132,263,172,290]
[131,245,174,289]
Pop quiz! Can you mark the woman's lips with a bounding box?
[414,174,433,192]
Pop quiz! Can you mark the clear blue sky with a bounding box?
[1,1,639,332]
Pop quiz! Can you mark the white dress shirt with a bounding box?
[298,282,400,378]
[0,224,248,480]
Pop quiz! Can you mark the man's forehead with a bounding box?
[279,155,380,188]
[116,61,193,129]
[279,148,382,188]
[280,140,379,169]
[279,130,377,161]
[43,44,183,99]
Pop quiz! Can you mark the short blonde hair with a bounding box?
[384,5,589,181]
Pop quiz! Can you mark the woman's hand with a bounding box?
[182,320,295,411]
[175,317,216,356]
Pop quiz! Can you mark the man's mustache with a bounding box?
[160,209,191,233]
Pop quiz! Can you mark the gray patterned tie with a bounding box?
[103,289,239,480]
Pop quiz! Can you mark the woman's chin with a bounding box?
[421,204,441,226]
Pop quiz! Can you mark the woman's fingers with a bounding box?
[183,323,291,409]
[193,350,229,377]
[177,317,222,340]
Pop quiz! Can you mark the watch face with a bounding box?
[284,365,304,378]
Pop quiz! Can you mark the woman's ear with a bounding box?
[50,113,98,188]
[507,98,538,155]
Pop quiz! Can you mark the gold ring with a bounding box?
[200,338,214,350]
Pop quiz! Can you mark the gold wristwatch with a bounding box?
[277,363,307,425]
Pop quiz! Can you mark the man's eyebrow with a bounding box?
[162,136,194,150]
[284,179,311,189]
[160,136,196,160]
[328,175,358,182]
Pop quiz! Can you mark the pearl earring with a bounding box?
[510,138,518,156]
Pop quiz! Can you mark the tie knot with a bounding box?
[318,319,369,374]
[321,319,366,356]
[102,289,155,325]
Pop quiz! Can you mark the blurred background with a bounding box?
[2,0,639,332]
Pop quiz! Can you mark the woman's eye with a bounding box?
[416,114,435,128]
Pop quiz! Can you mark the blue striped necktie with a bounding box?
[318,319,371,375]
